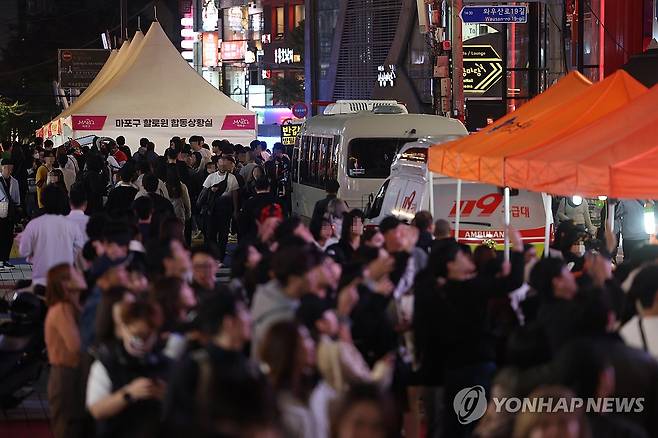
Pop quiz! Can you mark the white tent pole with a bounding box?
[428,168,435,218]
[543,193,552,258]
[504,186,511,263]
[607,200,615,236]
[455,179,462,242]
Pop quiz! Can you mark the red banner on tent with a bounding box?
[221,115,255,130]
[72,115,107,130]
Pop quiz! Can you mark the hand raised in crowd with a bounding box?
[509,227,523,252]
[588,252,613,287]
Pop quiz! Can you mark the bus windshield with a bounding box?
[347,138,417,179]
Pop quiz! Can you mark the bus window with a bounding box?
[298,135,337,189]
[348,138,417,178]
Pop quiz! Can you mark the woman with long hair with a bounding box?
[45,263,87,438]
[165,167,191,243]
[45,169,71,215]
[151,276,197,359]
[259,320,319,438]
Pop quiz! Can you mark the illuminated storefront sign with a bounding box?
[281,121,302,146]
[275,47,294,64]
[202,32,220,67]
[221,40,247,60]
[377,65,397,87]
[202,0,219,31]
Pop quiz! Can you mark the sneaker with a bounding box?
[0,262,8,270]
[4,262,15,269]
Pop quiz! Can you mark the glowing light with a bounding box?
[598,196,607,201]
[182,51,194,60]
[180,18,194,27]
[645,204,655,235]
[571,195,583,206]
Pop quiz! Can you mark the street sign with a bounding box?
[460,5,528,24]
[58,49,111,89]
[463,45,503,95]
[292,102,308,119]
[281,121,302,146]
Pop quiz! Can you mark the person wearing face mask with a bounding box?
[86,298,170,438]
[151,277,197,359]
[45,264,88,438]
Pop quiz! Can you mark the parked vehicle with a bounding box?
[366,138,551,247]
[291,100,468,218]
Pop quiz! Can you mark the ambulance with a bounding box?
[365,138,551,247]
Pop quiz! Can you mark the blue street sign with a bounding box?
[460,5,528,24]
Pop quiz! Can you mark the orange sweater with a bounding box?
[44,302,81,367]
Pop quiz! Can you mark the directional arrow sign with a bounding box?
[463,45,504,95]
[460,5,528,24]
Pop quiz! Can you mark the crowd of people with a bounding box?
[1,134,658,438]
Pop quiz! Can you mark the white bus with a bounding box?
[291,101,468,219]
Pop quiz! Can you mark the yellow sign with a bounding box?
[463,45,503,94]
[281,123,302,146]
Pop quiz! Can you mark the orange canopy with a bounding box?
[505,83,658,199]
[428,70,647,187]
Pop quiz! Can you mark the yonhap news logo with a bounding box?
[453,386,645,424]
[453,386,487,424]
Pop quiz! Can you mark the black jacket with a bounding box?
[413,251,524,383]
[94,340,170,438]
[106,185,138,218]
[326,239,356,265]
[162,345,266,438]
[239,192,277,236]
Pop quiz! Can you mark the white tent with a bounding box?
[42,21,256,152]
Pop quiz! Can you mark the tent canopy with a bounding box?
[428,70,646,186]
[41,21,255,152]
[504,83,658,199]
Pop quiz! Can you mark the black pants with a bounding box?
[0,217,14,262]
[206,212,232,263]
[443,361,496,438]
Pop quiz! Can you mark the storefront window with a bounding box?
[295,5,305,27]
[277,7,285,36]
[224,64,246,106]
